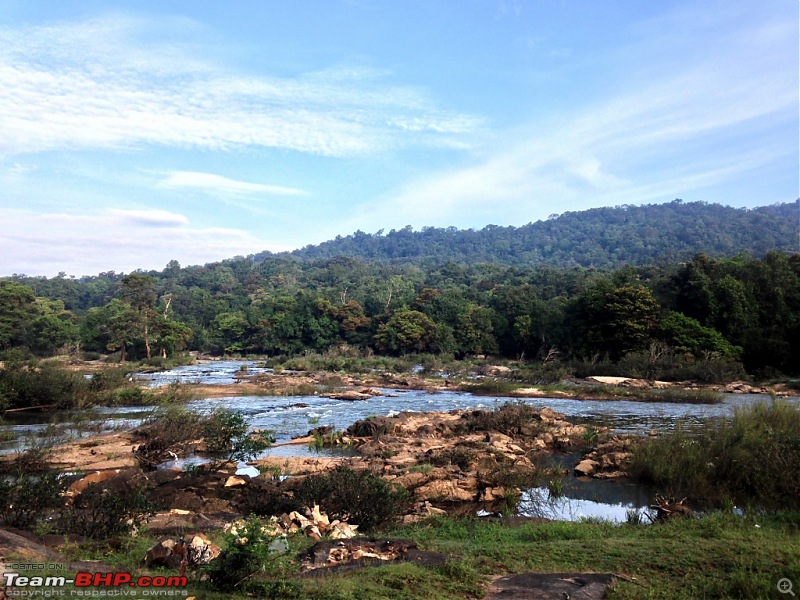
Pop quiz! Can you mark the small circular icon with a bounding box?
[778,578,795,596]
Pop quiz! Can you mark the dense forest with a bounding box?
[274,200,799,268]
[3,240,799,379]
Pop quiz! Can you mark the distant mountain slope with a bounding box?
[269,200,798,268]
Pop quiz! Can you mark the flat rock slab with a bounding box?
[0,528,114,588]
[300,538,448,575]
[486,572,616,599]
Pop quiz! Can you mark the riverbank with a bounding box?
[2,366,799,599]
[166,364,794,404]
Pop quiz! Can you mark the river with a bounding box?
[4,360,797,522]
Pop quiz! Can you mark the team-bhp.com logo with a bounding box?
[3,571,188,596]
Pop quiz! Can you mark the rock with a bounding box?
[304,525,322,541]
[300,539,447,572]
[268,535,289,553]
[718,381,766,394]
[620,378,650,389]
[480,486,507,502]
[145,539,180,568]
[224,475,249,487]
[506,443,526,455]
[328,521,359,539]
[385,455,419,468]
[599,452,631,471]
[325,390,372,401]
[144,534,220,569]
[587,376,632,385]
[185,534,221,565]
[415,480,475,502]
[346,416,397,437]
[574,459,599,477]
[68,469,123,495]
[394,471,430,489]
[486,572,617,600]
[593,471,627,480]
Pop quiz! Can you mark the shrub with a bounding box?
[295,466,410,531]
[0,361,88,410]
[454,402,544,437]
[629,400,800,509]
[202,409,274,470]
[134,406,204,469]
[0,471,69,528]
[206,516,274,591]
[87,367,131,392]
[429,447,476,471]
[64,482,155,539]
[237,480,303,517]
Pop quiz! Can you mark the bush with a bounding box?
[88,367,131,392]
[237,480,303,518]
[295,466,409,531]
[134,406,204,469]
[206,516,274,591]
[429,447,476,471]
[629,400,800,509]
[0,471,69,528]
[134,407,273,471]
[64,482,155,539]
[454,402,544,437]
[0,361,88,410]
[202,409,274,470]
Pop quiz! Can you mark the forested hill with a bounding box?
[271,200,799,268]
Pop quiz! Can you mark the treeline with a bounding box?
[4,251,799,379]
[274,200,799,268]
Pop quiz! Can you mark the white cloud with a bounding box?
[160,171,306,197]
[345,9,797,230]
[0,15,480,158]
[0,208,286,277]
[107,208,190,227]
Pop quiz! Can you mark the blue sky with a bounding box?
[1,0,797,277]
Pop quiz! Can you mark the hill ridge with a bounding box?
[254,199,798,269]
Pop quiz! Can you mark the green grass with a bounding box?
[457,379,524,396]
[630,399,800,509]
[66,512,800,599]
[571,384,723,404]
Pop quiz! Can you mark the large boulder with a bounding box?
[145,534,220,569]
[574,459,599,477]
[346,416,397,437]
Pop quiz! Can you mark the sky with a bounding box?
[0,0,797,277]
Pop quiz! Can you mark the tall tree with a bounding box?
[119,274,158,359]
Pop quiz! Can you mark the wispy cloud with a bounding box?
[0,208,286,277]
[346,6,797,230]
[107,208,190,227]
[0,15,480,158]
[160,171,306,197]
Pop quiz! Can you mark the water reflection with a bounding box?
[3,360,798,522]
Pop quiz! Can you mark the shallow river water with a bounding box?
[4,360,797,522]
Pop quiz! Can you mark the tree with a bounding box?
[29,298,79,355]
[0,281,38,352]
[567,281,660,359]
[119,274,158,359]
[657,312,741,359]
[103,299,139,362]
[211,312,249,354]
[455,304,498,356]
[0,282,78,356]
[374,309,437,354]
